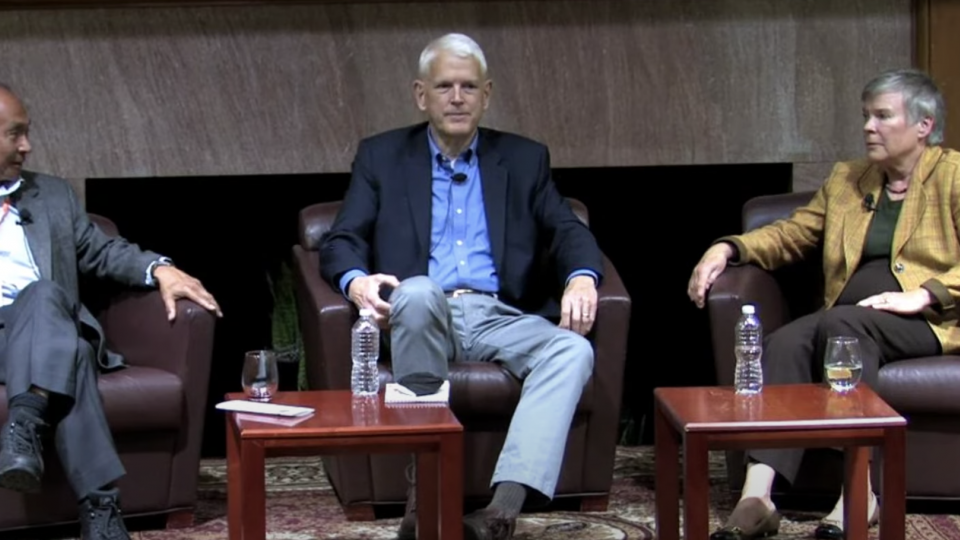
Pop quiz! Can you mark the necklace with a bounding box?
[885,184,908,195]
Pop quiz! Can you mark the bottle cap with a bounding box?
[359,308,373,317]
[741,304,755,315]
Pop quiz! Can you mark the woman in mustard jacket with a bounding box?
[688,69,958,540]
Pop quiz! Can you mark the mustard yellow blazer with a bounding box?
[723,146,960,354]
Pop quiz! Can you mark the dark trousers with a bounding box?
[0,280,124,499]
[747,259,941,484]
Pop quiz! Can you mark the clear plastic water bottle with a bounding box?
[734,304,763,395]
[351,308,380,396]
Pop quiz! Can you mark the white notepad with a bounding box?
[384,380,450,405]
[216,400,315,417]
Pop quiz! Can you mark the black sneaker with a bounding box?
[79,488,131,540]
[0,408,45,493]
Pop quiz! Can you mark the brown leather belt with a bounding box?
[447,288,498,299]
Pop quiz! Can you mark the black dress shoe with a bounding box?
[710,497,780,540]
[463,507,517,540]
[814,522,844,540]
[80,488,131,540]
[0,409,45,494]
[814,503,880,540]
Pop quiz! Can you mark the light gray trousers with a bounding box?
[388,276,594,500]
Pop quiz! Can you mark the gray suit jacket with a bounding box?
[14,171,162,370]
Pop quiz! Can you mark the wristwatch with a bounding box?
[145,256,174,286]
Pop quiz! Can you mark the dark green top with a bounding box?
[862,191,904,261]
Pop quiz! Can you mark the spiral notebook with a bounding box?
[384,380,450,407]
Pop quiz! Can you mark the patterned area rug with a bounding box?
[131,446,960,540]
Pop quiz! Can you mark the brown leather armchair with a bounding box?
[292,199,631,518]
[0,214,217,532]
[708,191,960,501]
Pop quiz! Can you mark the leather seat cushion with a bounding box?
[878,356,960,415]
[0,366,183,432]
[378,362,594,417]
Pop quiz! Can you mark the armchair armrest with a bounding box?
[593,253,631,410]
[97,290,216,506]
[292,245,354,391]
[98,291,216,380]
[581,253,631,492]
[706,265,790,385]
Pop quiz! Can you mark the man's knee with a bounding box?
[552,333,594,382]
[14,280,75,314]
[390,277,446,322]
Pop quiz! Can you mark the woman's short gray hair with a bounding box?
[862,69,946,145]
[418,33,488,78]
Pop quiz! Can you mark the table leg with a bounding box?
[226,416,241,540]
[440,432,464,540]
[240,440,267,540]
[655,401,680,540]
[683,433,710,540]
[880,426,906,540]
[417,451,440,540]
[843,446,870,540]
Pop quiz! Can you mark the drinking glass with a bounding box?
[823,336,863,392]
[242,350,279,402]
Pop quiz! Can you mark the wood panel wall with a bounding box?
[0,0,912,195]
[916,0,960,152]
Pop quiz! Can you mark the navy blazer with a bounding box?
[319,122,604,318]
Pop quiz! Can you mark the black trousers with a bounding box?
[747,258,941,484]
[0,280,124,499]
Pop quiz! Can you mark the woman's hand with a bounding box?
[857,288,935,315]
[687,243,734,308]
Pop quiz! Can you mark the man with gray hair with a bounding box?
[688,68,956,539]
[320,33,603,540]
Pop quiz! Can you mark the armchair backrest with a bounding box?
[742,190,825,318]
[297,198,590,251]
[742,191,816,232]
[88,213,118,237]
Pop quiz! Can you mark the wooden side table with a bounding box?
[654,384,905,540]
[225,390,464,540]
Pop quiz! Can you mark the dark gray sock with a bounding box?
[9,392,47,420]
[396,372,444,396]
[488,481,527,518]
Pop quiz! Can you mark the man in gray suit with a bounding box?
[0,84,221,539]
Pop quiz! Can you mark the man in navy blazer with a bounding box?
[320,33,603,540]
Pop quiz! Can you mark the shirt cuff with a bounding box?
[566,269,598,287]
[339,269,368,298]
[144,256,174,287]
[922,278,954,312]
